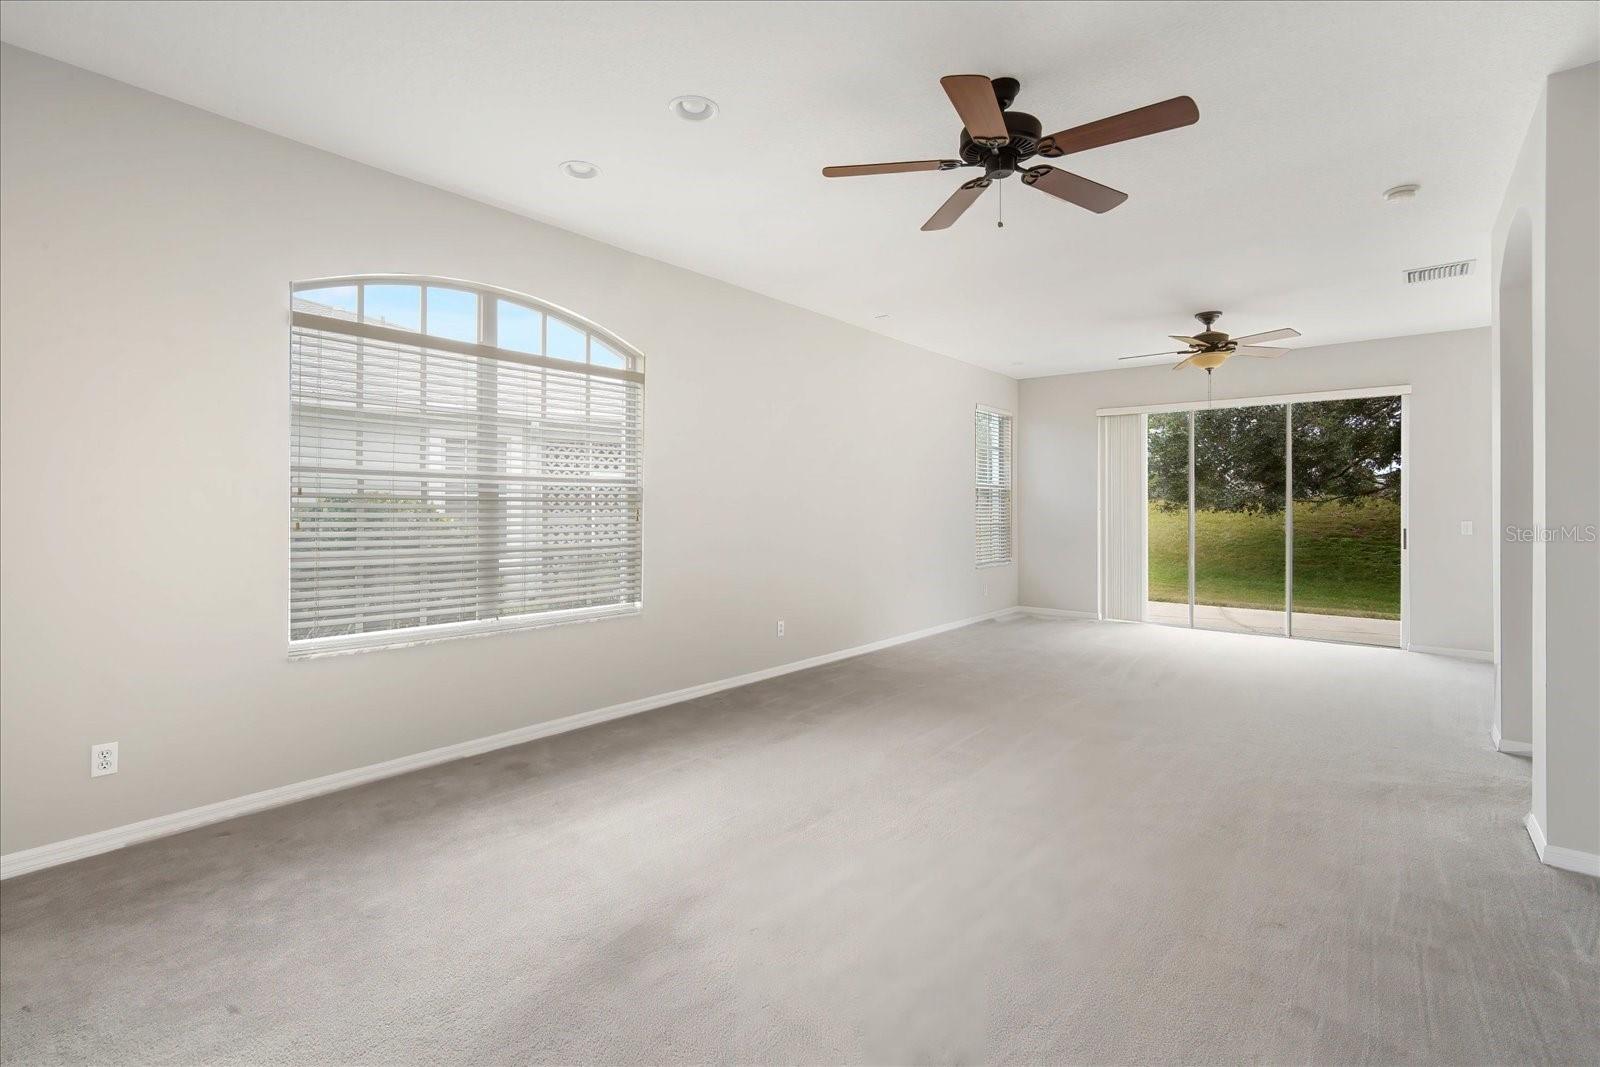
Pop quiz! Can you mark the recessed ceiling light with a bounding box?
[1383,183,1420,203]
[668,95,719,122]
[559,160,600,180]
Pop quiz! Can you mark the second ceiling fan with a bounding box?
[1120,311,1302,371]
[822,75,1198,230]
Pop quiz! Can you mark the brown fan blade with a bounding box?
[822,160,962,178]
[1020,166,1128,213]
[1039,96,1199,158]
[1228,328,1301,346]
[1118,350,1189,361]
[1169,335,1203,346]
[1234,346,1287,358]
[922,177,990,231]
[940,75,1009,147]
[1171,356,1196,371]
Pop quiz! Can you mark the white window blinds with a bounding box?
[975,407,1014,567]
[289,279,643,655]
[1097,413,1147,621]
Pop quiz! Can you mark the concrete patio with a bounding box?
[1145,600,1401,647]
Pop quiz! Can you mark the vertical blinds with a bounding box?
[289,282,643,653]
[975,407,1014,566]
[1097,413,1146,621]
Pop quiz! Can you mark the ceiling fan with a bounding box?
[1119,311,1301,371]
[821,75,1198,231]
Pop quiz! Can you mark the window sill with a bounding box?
[288,603,641,660]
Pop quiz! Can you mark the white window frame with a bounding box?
[288,275,645,658]
[975,404,1016,568]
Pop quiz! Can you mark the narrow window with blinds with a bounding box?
[289,277,643,656]
[975,406,1014,567]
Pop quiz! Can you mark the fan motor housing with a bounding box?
[960,111,1043,171]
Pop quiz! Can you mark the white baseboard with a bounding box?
[1525,812,1600,877]
[1490,724,1533,755]
[1,607,1019,881]
[1016,606,1099,620]
[1408,643,1493,662]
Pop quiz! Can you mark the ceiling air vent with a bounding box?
[1405,260,1474,284]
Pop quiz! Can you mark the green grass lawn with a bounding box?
[1148,498,1401,619]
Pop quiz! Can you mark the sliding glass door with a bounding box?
[1194,405,1286,635]
[1146,412,1191,627]
[1137,393,1404,648]
[1289,397,1403,645]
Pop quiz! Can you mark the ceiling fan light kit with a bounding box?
[1119,310,1302,375]
[822,74,1198,230]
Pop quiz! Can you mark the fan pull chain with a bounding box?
[997,180,1004,228]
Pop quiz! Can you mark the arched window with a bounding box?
[289,276,643,654]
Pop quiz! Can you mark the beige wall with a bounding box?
[1536,64,1599,864]
[1017,329,1494,656]
[0,47,1017,855]
[1492,62,1599,865]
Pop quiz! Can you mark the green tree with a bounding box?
[1146,397,1400,513]
[1291,397,1401,504]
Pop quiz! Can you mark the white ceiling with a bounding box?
[3,1,1595,377]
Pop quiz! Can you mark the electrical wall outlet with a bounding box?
[776,619,785,637]
[1460,520,1474,535]
[91,741,118,778]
